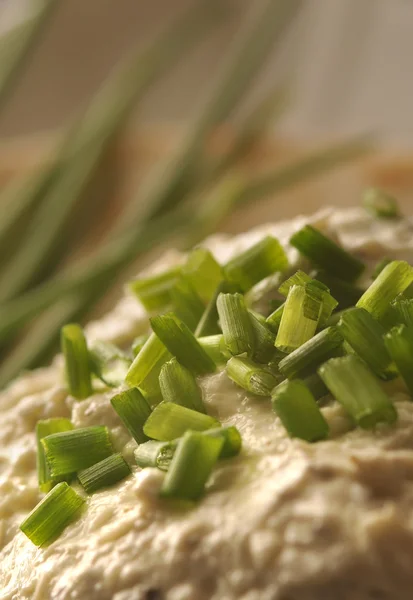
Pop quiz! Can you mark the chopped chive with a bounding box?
[150,313,216,375]
[160,431,223,500]
[135,440,176,471]
[216,292,255,356]
[363,188,400,219]
[203,426,242,458]
[42,426,113,477]
[372,257,392,280]
[110,388,152,444]
[159,358,205,413]
[275,285,322,353]
[248,310,277,363]
[357,261,413,322]
[311,270,363,308]
[195,280,241,337]
[125,332,169,388]
[226,356,278,397]
[143,401,219,441]
[384,325,413,396]
[318,356,397,428]
[278,270,338,325]
[271,379,329,442]
[36,419,74,493]
[337,307,394,379]
[128,266,182,312]
[392,296,413,328]
[290,225,365,282]
[183,247,223,302]
[198,334,231,365]
[223,236,288,292]
[278,269,313,296]
[78,453,131,494]
[131,334,149,356]
[89,341,131,387]
[20,482,84,547]
[265,301,285,332]
[278,326,344,379]
[302,373,329,401]
[60,324,93,399]
[170,277,205,331]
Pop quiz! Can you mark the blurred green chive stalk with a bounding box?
[0,0,372,388]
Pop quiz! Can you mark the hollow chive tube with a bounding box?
[275,284,322,353]
[248,310,277,363]
[20,482,85,547]
[170,277,205,332]
[150,313,216,375]
[143,401,219,441]
[223,236,288,292]
[289,224,365,282]
[36,418,74,493]
[271,379,329,442]
[160,431,224,501]
[318,355,397,428]
[195,280,241,337]
[159,358,206,413]
[126,332,170,388]
[128,266,182,312]
[60,323,93,399]
[89,340,131,388]
[226,356,278,397]
[78,453,131,494]
[362,188,400,219]
[216,292,255,356]
[183,247,223,302]
[384,325,413,396]
[198,334,231,365]
[110,388,152,444]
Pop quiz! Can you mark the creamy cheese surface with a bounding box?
[2,207,413,600]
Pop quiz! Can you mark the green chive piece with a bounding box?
[204,426,242,458]
[36,419,74,493]
[110,388,152,444]
[337,307,394,379]
[279,326,344,380]
[20,482,84,547]
[363,188,400,219]
[311,270,363,308]
[357,261,413,322]
[278,269,313,296]
[248,310,277,363]
[60,324,93,399]
[290,225,365,282]
[170,277,205,331]
[216,292,255,356]
[384,325,413,396]
[135,440,176,471]
[271,379,329,442]
[78,453,131,494]
[265,301,285,332]
[278,270,338,325]
[128,266,182,312]
[302,373,329,401]
[183,248,223,302]
[198,334,231,365]
[160,431,223,500]
[392,296,413,328]
[226,356,278,397]
[223,236,288,292]
[42,426,113,477]
[131,334,149,356]
[159,358,205,413]
[126,333,169,388]
[89,341,131,387]
[150,313,216,375]
[195,280,241,337]
[275,285,322,353]
[143,401,219,441]
[318,355,397,428]
[372,257,392,280]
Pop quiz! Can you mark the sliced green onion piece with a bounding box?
[150,313,216,375]
[357,261,413,321]
[110,388,152,444]
[204,426,242,458]
[226,356,278,397]
[160,431,223,500]
[271,379,329,442]
[143,401,219,441]
[135,440,176,471]
[337,307,394,379]
[36,418,74,493]
[372,257,392,280]
[363,188,400,219]
[170,277,205,331]
[216,292,255,356]
[195,280,241,337]
[61,324,93,399]
[302,373,329,401]
[159,358,205,413]
[290,224,365,282]
[198,334,231,365]
[392,296,413,328]
[279,326,344,379]
[311,270,363,308]
[265,301,285,332]
[78,453,131,494]
[278,270,338,325]
[275,285,322,353]
[20,482,84,547]
[183,247,223,302]
[318,355,397,428]
[248,310,277,363]
[131,334,149,356]
[89,341,131,387]
[384,325,413,396]
[278,269,313,296]
[42,426,113,477]
[128,266,182,312]
[223,236,288,292]
[126,332,169,388]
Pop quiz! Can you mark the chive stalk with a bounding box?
[110,388,152,444]
[183,248,222,302]
[275,285,322,353]
[89,340,131,388]
[311,270,363,309]
[391,296,413,328]
[60,324,93,399]
[265,301,285,332]
[125,333,169,388]
[170,277,205,331]
[384,325,413,396]
[198,334,231,365]
[78,453,131,494]
[135,440,176,471]
[278,271,338,326]
[216,292,255,356]
[128,266,182,312]
[249,310,277,363]
[36,418,74,493]
[143,401,219,441]
[159,358,205,413]
[226,356,278,397]
[195,280,241,337]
